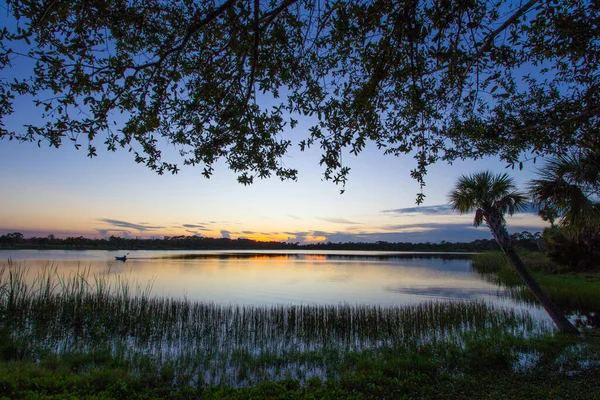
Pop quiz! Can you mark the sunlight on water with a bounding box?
[1,249,564,387]
[1,249,526,308]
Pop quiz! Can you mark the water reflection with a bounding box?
[0,249,535,311]
[153,251,476,262]
[388,286,504,301]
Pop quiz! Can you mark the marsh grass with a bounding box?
[0,262,555,387]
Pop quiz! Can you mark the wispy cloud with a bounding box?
[97,218,164,231]
[382,204,454,215]
[283,231,308,236]
[182,223,207,229]
[318,217,360,224]
[380,223,464,231]
[287,214,303,220]
[383,203,538,216]
[185,229,205,236]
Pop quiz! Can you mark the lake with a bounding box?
[2,249,566,386]
[0,249,548,318]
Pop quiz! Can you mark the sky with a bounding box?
[0,3,550,244]
[0,123,548,243]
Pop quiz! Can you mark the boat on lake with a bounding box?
[115,254,128,261]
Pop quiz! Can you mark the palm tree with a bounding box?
[529,152,600,233]
[529,152,600,271]
[449,171,578,334]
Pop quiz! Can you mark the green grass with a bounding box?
[1,333,599,399]
[471,252,600,328]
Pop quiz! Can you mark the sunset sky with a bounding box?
[0,5,550,244]
[0,120,547,244]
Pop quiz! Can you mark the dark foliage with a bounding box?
[542,227,600,272]
[1,1,598,199]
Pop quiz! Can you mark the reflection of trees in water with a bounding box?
[159,253,473,261]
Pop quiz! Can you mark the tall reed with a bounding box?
[0,262,552,386]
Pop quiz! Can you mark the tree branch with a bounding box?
[461,0,539,86]
[135,0,241,70]
[476,0,539,56]
[245,0,261,107]
[259,0,300,28]
[510,106,600,136]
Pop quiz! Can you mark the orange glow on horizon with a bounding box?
[304,235,327,243]
[236,233,291,242]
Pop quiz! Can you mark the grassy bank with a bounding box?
[471,252,600,327]
[1,263,599,398]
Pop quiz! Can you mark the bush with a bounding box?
[543,228,600,272]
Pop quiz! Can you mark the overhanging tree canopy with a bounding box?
[1,0,598,201]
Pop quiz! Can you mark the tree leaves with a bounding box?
[0,0,597,199]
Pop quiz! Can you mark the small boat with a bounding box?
[115,253,129,261]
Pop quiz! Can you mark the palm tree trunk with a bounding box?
[486,215,579,334]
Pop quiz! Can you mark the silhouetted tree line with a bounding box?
[0,232,542,253]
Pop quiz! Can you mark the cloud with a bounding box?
[182,223,207,229]
[318,217,360,224]
[317,228,492,244]
[380,222,467,231]
[287,214,303,220]
[312,230,329,237]
[282,231,309,243]
[291,234,306,243]
[96,229,133,238]
[221,230,231,239]
[383,203,539,216]
[382,204,454,215]
[287,220,546,244]
[97,218,164,231]
[242,231,255,234]
[185,229,205,236]
[96,228,132,236]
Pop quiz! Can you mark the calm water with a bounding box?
[0,249,544,311]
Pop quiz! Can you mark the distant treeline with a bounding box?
[0,232,542,252]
